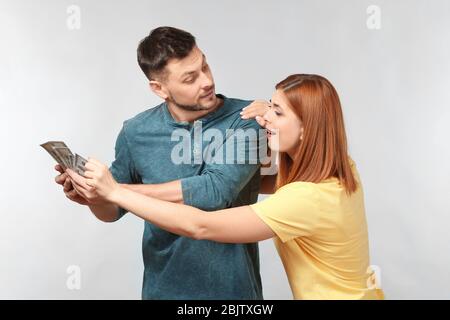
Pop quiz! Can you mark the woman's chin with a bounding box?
[268,138,281,152]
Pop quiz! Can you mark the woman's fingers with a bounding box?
[241,110,260,119]
[83,169,94,178]
[70,180,84,196]
[67,169,93,191]
[240,100,270,119]
[87,158,103,167]
[85,177,97,188]
[84,162,97,173]
[255,116,267,128]
[71,179,96,201]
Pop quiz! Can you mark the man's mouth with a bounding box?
[200,89,214,99]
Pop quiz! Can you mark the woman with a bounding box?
[68,74,384,300]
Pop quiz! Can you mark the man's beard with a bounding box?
[169,92,216,112]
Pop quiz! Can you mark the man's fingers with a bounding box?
[66,188,78,198]
[66,190,87,204]
[55,164,64,174]
[63,178,73,192]
[55,172,68,185]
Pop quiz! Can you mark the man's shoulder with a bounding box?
[122,103,165,133]
[223,96,253,112]
[222,96,261,131]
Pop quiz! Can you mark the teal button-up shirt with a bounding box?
[110,94,264,299]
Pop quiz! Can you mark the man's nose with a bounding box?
[200,72,213,89]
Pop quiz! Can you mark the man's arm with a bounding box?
[87,203,120,222]
[55,164,120,222]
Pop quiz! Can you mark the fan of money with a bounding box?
[40,141,87,176]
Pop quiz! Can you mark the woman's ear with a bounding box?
[149,81,169,100]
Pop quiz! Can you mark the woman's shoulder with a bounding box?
[274,181,320,201]
[273,157,361,195]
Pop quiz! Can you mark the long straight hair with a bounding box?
[275,74,357,194]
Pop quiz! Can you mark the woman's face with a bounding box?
[263,89,304,155]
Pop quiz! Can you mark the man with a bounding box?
[55,26,264,299]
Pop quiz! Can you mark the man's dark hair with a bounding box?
[137,26,196,81]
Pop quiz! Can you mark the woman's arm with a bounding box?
[110,186,275,243]
[67,159,275,244]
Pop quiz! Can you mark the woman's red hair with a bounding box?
[275,74,357,194]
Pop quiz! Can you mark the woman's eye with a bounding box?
[274,111,282,116]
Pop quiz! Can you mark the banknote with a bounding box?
[40,141,87,176]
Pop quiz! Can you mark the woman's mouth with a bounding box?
[267,129,277,138]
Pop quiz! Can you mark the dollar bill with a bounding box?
[41,141,87,175]
[40,141,69,170]
[53,146,74,169]
[74,153,87,177]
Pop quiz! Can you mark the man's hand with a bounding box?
[55,164,120,222]
[54,164,96,205]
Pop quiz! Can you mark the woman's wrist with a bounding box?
[108,184,125,205]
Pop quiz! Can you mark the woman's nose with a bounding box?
[263,110,271,122]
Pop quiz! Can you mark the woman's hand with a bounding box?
[83,158,120,202]
[67,158,120,203]
[240,100,270,120]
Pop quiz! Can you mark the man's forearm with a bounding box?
[88,202,120,222]
[121,180,184,203]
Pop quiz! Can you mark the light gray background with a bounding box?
[1,0,449,299]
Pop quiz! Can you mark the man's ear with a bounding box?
[149,80,169,100]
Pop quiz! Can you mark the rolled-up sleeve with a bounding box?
[109,122,140,219]
[181,119,265,211]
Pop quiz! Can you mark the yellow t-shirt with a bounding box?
[250,160,384,300]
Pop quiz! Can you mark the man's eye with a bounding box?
[184,78,195,84]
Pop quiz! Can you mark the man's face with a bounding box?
[161,46,217,111]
